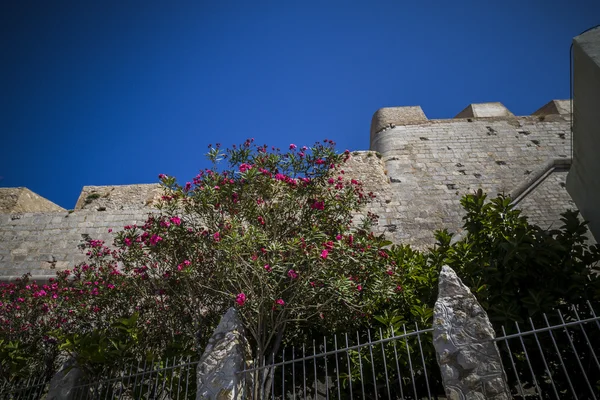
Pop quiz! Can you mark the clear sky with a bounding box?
[2,0,599,209]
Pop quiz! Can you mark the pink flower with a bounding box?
[264,264,272,272]
[275,298,285,306]
[258,216,265,225]
[236,293,246,306]
[170,216,181,225]
[289,144,297,150]
[320,249,329,259]
[311,201,324,210]
[149,234,163,246]
[336,234,342,241]
[324,241,334,250]
[239,163,252,173]
[213,232,221,242]
[108,228,112,233]
[158,174,166,179]
[183,260,191,266]
[315,159,325,165]
[287,269,298,279]
[124,238,132,247]
[357,285,363,292]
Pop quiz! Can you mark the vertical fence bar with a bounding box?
[184,356,191,400]
[500,326,524,398]
[378,328,391,400]
[334,335,341,400]
[271,353,276,400]
[557,309,597,399]
[292,347,296,400]
[367,330,378,400]
[282,349,286,400]
[515,321,543,400]
[324,336,329,400]
[345,333,353,400]
[588,301,600,331]
[572,306,600,372]
[542,313,578,398]
[415,322,432,400]
[313,340,318,400]
[528,317,561,399]
[356,332,365,400]
[390,326,405,400]
[303,345,307,400]
[403,325,418,400]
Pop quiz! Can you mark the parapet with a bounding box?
[454,102,514,119]
[0,187,65,213]
[532,100,571,116]
[370,106,428,142]
[74,184,162,211]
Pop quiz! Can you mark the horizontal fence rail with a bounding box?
[238,324,443,400]
[494,301,600,400]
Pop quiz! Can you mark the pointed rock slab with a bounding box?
[196,308,250,400]
[433,266,511,400]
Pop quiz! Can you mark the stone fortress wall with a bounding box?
[0,99,578,279]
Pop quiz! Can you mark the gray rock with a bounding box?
[433,265,511,400]
[196,308,250,400]
[45,357,86,400]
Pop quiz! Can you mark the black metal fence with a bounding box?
[3,302,600,399]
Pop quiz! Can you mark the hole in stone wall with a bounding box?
[524,170,532,175]
[455,163,464,167]
[446,183,457,190]
[458,170,466,175]
[473,173,482,178]
[558,133,566,139]
[531,140,540,146]
[518,130,531,136]
[560,182,566,188]
[496,161,507,165]
[486,126,497,135]
[419,137,429,141]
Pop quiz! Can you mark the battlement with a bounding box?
[370,99,571,148]
[0,98,578,278]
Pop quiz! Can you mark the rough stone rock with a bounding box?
[433,265,511,400]
[196,308,250,400]
[45,357,86,400]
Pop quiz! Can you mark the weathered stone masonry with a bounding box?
[0,99,579,277]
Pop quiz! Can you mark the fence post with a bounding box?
[196,307,250,400]
[433,265,511,399]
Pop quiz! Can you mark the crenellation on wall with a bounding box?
[74,184,162,211]
[0,188,65,213]
[454,102,515,119]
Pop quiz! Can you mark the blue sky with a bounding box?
[2,0,599,209]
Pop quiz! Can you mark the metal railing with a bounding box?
[495,301,600,399]
[69,357,199,400]
[0,375,48,400]
[238,324,442,400]
[3,302,600,399]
